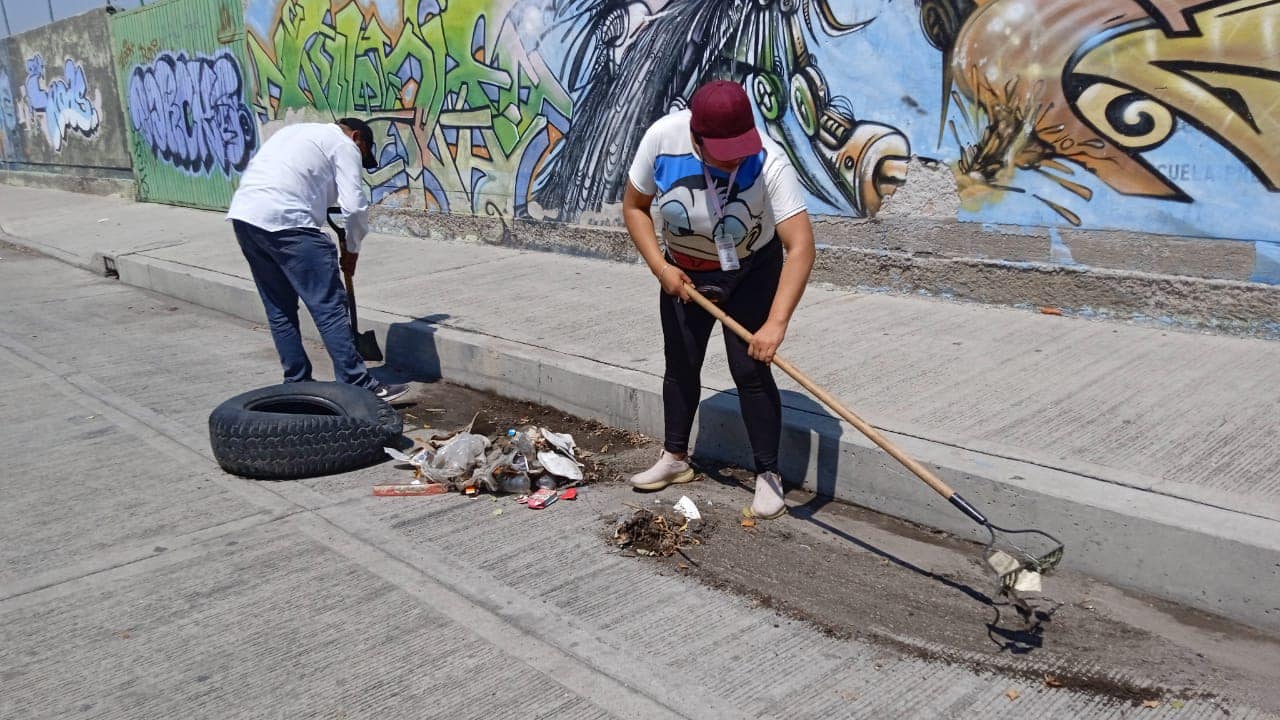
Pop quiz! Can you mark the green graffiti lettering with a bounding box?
[248,0,571,217]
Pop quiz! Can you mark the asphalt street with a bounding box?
[2,243,1277,719]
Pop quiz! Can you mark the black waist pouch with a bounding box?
[671,238,782,304]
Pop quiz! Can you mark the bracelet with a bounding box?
[656,263,673,282]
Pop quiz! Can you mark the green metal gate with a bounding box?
[109,0,256,210]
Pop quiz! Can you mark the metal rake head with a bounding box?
[983,524,1065,589]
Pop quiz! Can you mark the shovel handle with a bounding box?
[327,207,363,335]
[341,269,360,333]
[683,284,958,501]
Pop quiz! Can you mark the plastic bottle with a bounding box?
[507,427,539,459]
[501,472,532,494]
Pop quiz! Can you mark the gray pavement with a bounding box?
[1,185,1278,634]
[4,242,1279,719]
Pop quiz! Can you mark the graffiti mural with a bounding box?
[539,0,911,221]
[0,71,15,132]
[0,69,16,161]
[237,0,1275,242]
[244,0,912,221]
[246,0,572,216]
[923,0,1280,228]
[18,54,101,152]
[126,50,258,176]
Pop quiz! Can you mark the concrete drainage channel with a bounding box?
[96,249,1280,634]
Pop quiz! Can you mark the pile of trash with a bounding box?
[380,422,586,506]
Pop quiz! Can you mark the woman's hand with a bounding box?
[749,318,787,363]
[657,263,693,302]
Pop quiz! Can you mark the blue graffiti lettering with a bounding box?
[23,54,100,152]
[127,50,257,176]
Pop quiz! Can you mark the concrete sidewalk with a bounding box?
[2,184,1277,632]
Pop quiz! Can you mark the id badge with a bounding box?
[714,224,740,271]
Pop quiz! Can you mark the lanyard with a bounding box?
[702,164,737,220]
[703,163,741,271]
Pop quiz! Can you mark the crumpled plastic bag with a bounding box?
[421,432,490,488]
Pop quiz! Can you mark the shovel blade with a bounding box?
[355,330,383,362]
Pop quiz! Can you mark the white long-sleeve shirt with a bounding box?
[226,123,370,253]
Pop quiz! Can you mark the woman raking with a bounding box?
[621,80,817,519]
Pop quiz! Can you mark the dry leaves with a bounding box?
[1005,688,1020,701]
[1042,675,1063,688]
[615,509,700,556]
[1141,699,1161,708]
[740,518,756,528]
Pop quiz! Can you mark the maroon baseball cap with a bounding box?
[689,80,762,162]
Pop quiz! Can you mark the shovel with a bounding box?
[326,209,383,363]
[683,284,1063,589]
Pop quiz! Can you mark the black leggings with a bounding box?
[660,242,783,473]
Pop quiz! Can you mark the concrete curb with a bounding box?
[0,167,134,198]
[102,250,1280,633]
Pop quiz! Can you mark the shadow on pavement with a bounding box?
[695,387,1052,652]
[376,313,452,384]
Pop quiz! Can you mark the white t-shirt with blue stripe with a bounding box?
[628,110,808,268]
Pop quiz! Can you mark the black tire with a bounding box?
[209,382,403,480]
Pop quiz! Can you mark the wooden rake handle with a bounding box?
[683,284,958,501]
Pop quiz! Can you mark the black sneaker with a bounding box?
[371,382,410,402]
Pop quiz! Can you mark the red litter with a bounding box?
[527,487,559,509]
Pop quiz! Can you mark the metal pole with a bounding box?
[0,0,11,37]
[47,0,55,23]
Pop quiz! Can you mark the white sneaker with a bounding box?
[747,471,787,519]
[629,450,695,491]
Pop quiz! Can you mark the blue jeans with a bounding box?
[233,220,373,388]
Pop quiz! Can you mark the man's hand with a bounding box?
[340,249,358,276]
[749,319,787,363]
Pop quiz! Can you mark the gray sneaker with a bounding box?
[745,471,786,519]
[371,382,410,403]
[629,450,695,491]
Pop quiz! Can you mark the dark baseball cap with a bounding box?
[337,117,378,170]
[689,80,762,162]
